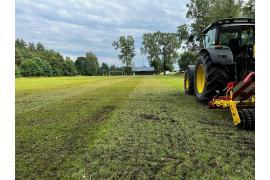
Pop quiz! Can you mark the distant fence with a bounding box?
[109,71,124,76]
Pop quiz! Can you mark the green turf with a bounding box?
[16,75,254,179]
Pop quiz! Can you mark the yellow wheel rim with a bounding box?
[185,74,189,90]
[196,64,206,94]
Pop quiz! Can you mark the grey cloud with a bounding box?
[16,0,188,67]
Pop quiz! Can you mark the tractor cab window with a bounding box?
[204,28,216,48]
[219,25,255,47]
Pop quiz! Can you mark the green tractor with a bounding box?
[184,18,255,129]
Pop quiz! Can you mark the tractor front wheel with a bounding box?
[184,65,195,95]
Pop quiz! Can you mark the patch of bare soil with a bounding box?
[139,113,161,121]
[92,106,115,122]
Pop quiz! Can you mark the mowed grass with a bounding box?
[16,75,254,179]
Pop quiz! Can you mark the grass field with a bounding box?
[16,75,255,179]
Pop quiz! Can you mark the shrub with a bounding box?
[19,59,43,77]
[15,65,21,78]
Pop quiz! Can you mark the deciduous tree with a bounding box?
[20,59,42,77]
[85,52,99,76]
[141,33,162,74]
[36,42,45,51]
[185,0,243,47]
[178,51,197,71]
[100,62,110,75]
[242,0,255,18]
[75,57,86,75]
[112,35,135,75]
[141,32,180,74]
[158,32,180,74]
[63,57,77,76]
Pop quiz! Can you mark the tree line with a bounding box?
[15,39,124,77]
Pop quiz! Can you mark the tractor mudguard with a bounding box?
[199,48,235,65]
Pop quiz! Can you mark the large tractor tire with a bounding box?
[194,52,229,104]
[184,65,195,95]
[237,109,255,130]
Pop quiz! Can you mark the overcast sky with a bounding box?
[16,0,189,67]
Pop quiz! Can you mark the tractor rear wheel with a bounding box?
[237,109,255,130]
[184,65,195,95]
[194,52,229,103]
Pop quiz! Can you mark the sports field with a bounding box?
[16,75,254,179]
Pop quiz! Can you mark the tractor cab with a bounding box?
[203,18,255,80]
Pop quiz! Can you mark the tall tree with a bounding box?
[15,38,31,66]
[110,65,116,71]
[158,32,180,74]
[185,0,243,47]
[75,52,99,76]
[112,35,135,75]
[36,42,45,51]
[100,62,109,75]
[85,52,99,76]
[177,24,189,42]
[15,48,24,66]
[178,51,197,71]
[15,38,27,49]
[75,57,86,75]
[177,24,198,52]
[141,33,162,74]
[46,52,65,76]
[63,57,78,76]
[28,42,36,52]
[242,0,255,18]
[141,32,180,74]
